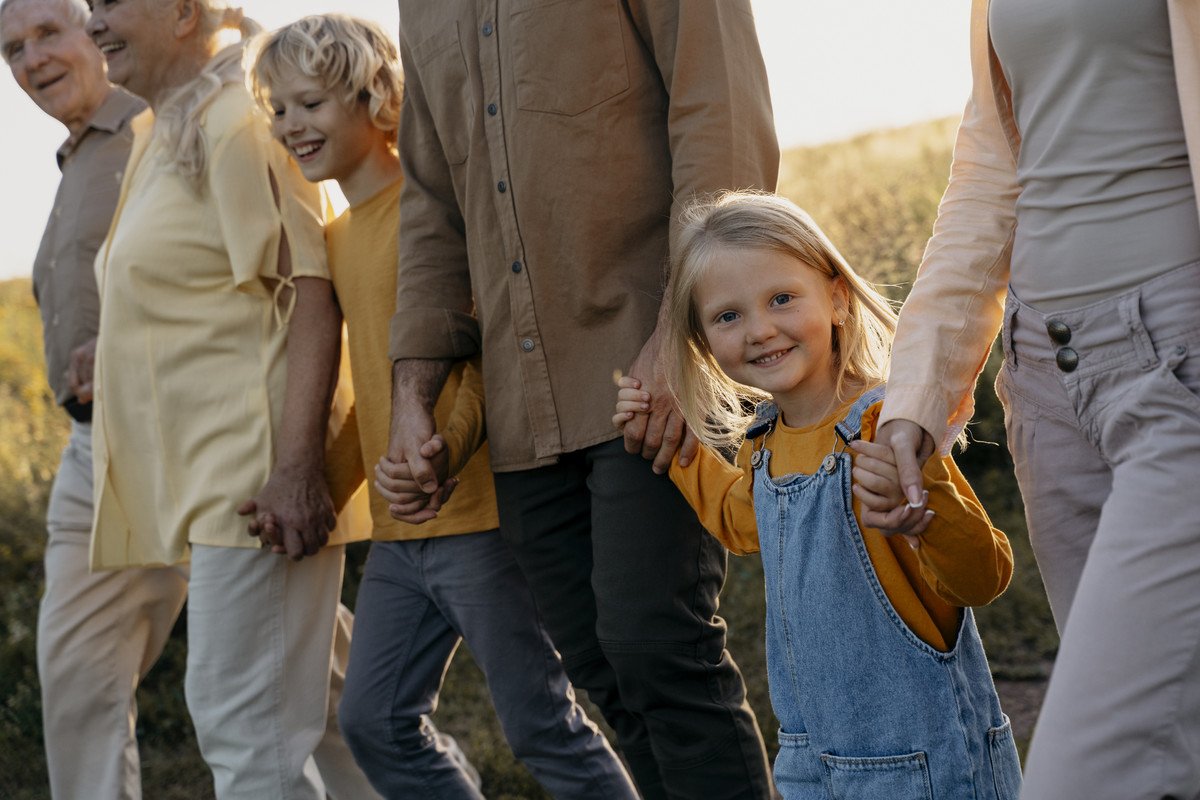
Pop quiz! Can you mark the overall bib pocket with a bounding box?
[820,751,933,800]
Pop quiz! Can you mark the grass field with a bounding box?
[0,117,1056,798]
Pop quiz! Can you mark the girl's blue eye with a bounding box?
[770,293,793,306]
[716,311,739,324]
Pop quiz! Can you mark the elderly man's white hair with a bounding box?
[0,0,91,54]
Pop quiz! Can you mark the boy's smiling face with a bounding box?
[268,71,381,186]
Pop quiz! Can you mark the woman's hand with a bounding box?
[238,466,336,560]
[849,438,932,547]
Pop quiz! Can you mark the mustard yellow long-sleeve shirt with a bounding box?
[670,400,1012,652]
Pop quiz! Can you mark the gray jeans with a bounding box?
[337,531,636,799]
[997,261,1200,800]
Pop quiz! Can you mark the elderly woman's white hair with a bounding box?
[154,0,262,186]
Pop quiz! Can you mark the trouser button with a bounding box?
[1046,319,1072,344]
[1055,347,1079,372]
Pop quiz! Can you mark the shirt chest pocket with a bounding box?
[509,0,630,116]
[412,23,475,166]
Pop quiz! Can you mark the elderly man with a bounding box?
[385,3,780,797]
[0,0,188,797]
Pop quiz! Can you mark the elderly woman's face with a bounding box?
[85,0,175,101]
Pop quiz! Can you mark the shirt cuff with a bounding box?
[388,308,481,361]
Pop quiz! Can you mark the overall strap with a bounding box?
[834,385,887,444]
[745,400,779,440]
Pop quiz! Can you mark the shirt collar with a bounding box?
[56,87,147,169]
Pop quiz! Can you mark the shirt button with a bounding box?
[53,207,61,219]
[48,258,57,270]
[511,260,522,273]
[520,338,535,353]
[52,313,60,327]
[481,22,493,36]
[487,103,498,116]
[497,180,507,193]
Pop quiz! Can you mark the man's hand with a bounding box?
[388,359,453,494]
[66,337,97,403]
[620,337,698,474]
[376,433,457,523]
[854,419,936,536]
[237,466,336,560]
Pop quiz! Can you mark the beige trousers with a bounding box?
[185,543,379,800]
[38,421,189,800]
[996,263,1200,800]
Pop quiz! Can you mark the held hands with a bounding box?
[615,340,699,474]
[66,337,97,403]
[850,418,937,545]
[238,466,336,560]
[376,433,458,524]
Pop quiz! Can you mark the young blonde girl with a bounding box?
[615,192,1021,799]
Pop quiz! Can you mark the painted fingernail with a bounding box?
[906,486,923,507]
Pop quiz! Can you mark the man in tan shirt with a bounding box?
[0,0,188,796]
[386,3,779,796]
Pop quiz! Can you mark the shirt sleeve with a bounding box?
[388,27,480,362]
[879,6,1021,452]
[624,0,780,247]
[861,404,1014,607]
[439,356,488,478]
[207,116,328,319]
[669,443,760,555]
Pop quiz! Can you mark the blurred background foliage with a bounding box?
[0,118,1055,798]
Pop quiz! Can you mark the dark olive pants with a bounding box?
[494,438,773,800]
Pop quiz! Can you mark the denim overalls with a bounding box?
[749,386,1022,800]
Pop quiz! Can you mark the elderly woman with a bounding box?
[83,1,373,798]
[867,1,1200,799]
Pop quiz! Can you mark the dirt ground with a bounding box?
[994,678,1048,755]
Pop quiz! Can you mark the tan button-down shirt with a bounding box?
[390,0,779,471]
[31,88,144,407]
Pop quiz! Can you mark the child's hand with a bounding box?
[849,439,933,545]
[612,374,652,431]
[375,434,456,524]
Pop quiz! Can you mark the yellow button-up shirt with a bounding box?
[91,81,359,569]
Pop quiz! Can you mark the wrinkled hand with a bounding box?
[237,466,336,560]
[618,340,698,474]
[850,438,930,547]
[376,433,458,524]
[66,337,97,403]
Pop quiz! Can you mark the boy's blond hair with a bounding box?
[665,191,898,451]
[252,13,402,147]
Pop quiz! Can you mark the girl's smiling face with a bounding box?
[695,245,848,427]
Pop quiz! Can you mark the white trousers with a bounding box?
[38,421,189,800]
[185,543,379,800]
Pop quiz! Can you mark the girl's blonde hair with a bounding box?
[251,14,402,149]
[155,1,261,186]
[666,191,898,451]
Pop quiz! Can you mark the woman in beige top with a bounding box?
[866,2,1200,798]
[85,2,373,798]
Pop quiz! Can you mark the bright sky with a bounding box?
[0,1,970,280]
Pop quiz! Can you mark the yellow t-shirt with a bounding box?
[91,82,365,569]
[325,178,498,539]
[670,399,1013,652]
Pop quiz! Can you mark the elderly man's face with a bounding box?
[1,0,107,127]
